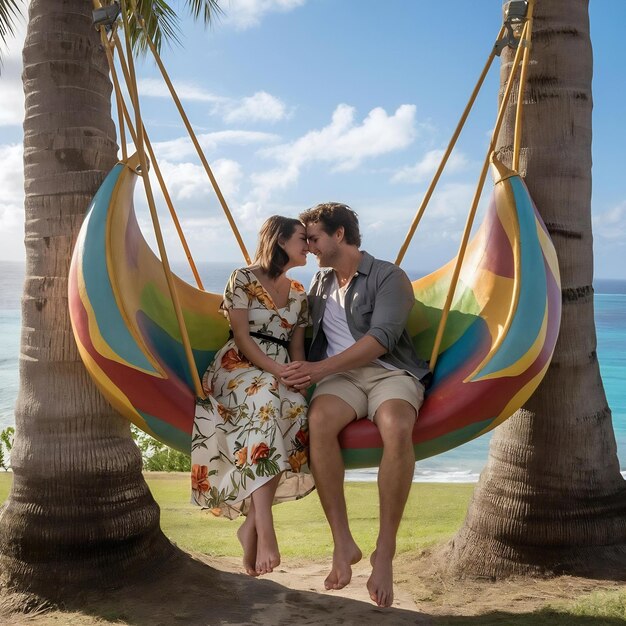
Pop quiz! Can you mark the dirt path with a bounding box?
[1,550,624,625]
[218,554,419,609]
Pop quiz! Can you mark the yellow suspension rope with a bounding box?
[93,5,127,160]
[128,5,251,265]
[93,2,204,289]
[110,33,206,290]
[111,32,128,160]
[395,25,506,266]
[119,0,205,399]
[513,0,536,171]
[428,19,531,371]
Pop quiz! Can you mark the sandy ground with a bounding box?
[1,549,625,625]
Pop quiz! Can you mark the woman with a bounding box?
[191,216,315,577]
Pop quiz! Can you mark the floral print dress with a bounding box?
[191,268,314,518]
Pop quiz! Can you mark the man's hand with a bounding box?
[282,360,326,389]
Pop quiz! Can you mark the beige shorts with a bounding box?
[311,363,425,421]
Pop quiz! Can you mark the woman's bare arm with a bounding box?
[288,325,306,362]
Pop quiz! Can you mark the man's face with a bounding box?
[306,221,340,268]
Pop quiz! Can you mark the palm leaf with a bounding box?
[0,0,24,66]
[127,0,181,55]
[127,0,222,56]
[186,0,223,25]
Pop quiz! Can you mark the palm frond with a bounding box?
[186,0,223,25]
[124,0,223,56]
[0,0,24,66]
[128,0,182,56]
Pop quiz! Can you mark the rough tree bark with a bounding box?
[0,0,174,598]
[447,0,626,578]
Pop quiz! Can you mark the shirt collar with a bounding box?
[356,250,374,276]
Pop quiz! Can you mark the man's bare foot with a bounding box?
[324,541,362,590]
[237,516,259,576]
[366,550,394,608]
[255,528,280,575]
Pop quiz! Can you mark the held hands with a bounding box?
[281,360,324,390]
[270,362,288,380]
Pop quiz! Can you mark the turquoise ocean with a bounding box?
[1,260,624,482]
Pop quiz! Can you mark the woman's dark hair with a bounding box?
[253,215,303,279]
[298,202,361,247]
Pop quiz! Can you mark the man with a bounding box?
[282,202,430,608]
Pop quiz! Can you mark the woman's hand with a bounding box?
[270,362,287,379]
[282,360,324,389]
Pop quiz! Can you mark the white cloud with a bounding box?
[155,158,243,201]
[345,182,486,273]
[243,104,417,209]
[222,91,288,124]
[0,143,25,260]
[0,19,27,127]
[392,149,469,184]
[136,78,226,104]
[0,144,23,204]
[137,79,289,125]
[367,182,475,235]
[263,104,417,172]
[0,71,24,126]
[150,129,279,161]
[593,202,626,242]
[133,155,246,259]
[223,0,307,30]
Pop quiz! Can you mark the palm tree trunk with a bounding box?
[0,0,174,596]
[446,0,626,579]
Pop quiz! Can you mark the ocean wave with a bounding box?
[346,468,626,483]
[345,467,481,483]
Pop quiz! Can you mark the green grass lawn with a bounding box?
[0,473,10,504]
[0,472,472,557]
[129,473,474,558]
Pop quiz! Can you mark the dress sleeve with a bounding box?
[293,282,310,328]
[221,269,250,314]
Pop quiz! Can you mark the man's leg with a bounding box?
[368,399,417,607]
[308,394,362,590]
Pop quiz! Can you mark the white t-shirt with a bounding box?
[322,275,355,358]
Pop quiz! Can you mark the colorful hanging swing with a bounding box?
[69,0,560,468]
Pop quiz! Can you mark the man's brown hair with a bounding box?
[299,202,361,247]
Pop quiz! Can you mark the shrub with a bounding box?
[131,425,190,472]
[0,426,14,471]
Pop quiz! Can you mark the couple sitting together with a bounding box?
[190,202,430,608]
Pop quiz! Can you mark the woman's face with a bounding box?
[281,224,309,267]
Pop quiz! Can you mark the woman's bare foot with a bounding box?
[255,527,280,575]
[366,550,394,608]
[324,541,362,590]
[237,516,259,576]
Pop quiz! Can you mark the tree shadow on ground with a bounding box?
[1,548,625,625]
[431,614,625,626]
[2,549,428,626]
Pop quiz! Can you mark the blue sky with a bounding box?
[1,0,625,278]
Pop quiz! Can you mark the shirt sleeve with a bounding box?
[220,268,250,314]
[365,266,415,352]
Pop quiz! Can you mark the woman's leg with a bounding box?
[250,473,282,574]
[237,498,259,576]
